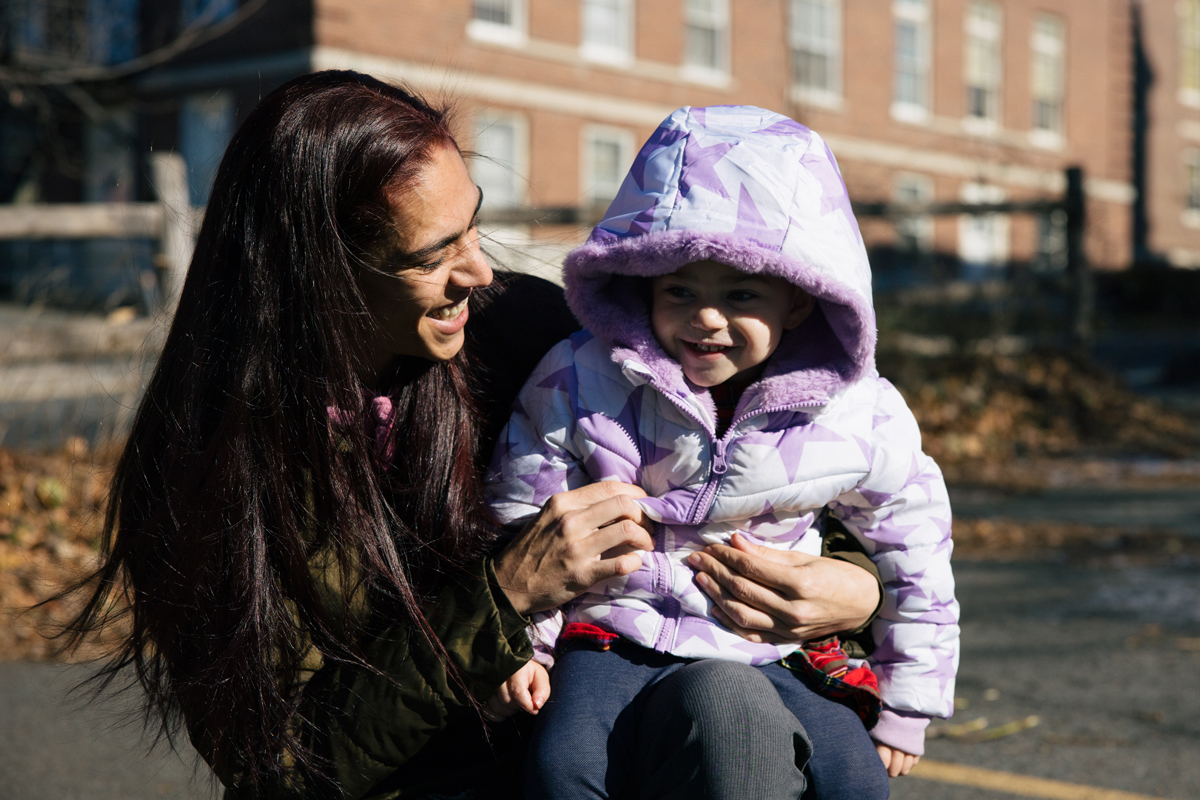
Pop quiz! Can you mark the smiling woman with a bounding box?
[358,147,491,371]
[61,71,659,799]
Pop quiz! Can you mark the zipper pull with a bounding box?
[711,438,729,475]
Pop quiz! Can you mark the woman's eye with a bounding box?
[406,253,445,271]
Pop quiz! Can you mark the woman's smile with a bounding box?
[428,293,471,323]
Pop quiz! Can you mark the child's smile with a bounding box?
[650,260,815,388]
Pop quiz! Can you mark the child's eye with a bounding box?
[728,290,756,302]
[664,286,694,300]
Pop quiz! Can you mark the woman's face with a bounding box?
[359,145,493,373]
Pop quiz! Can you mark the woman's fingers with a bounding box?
[701,539,807,595]
[708,603,789,644]
[494,483,654,614]
[728,532,818,568]
[689,549,799,622]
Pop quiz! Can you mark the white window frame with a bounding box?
[892,0,932,124]
[470,111,529,211]
[580,0,634,66]
[963,1,1002,132]
[957,182,1010,275]
[467,0,527,48]
[683,0,730,79]
[893,173,935,255]
[1029,13,1065,148]
[789,0,842,109]
[1181,0,1200,107]
[1184,150,1200,229]
[581,125,635,207]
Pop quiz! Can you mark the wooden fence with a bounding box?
[0,153,195,311]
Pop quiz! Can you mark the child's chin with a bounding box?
[684,369,731,388]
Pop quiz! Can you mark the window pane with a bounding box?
[1031,14,1064,132]
[583,0,629,52]
[684,0,726,69]
[474,0,513,25]
[964,2,1001,120]
[791,0,839,92]
[686,25,718,68]
[1187,152,1200,209]
[1183,0,1200,92]
[894,20,924,106]
[474,119,521,208]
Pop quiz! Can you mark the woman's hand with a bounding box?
[686,533,880,644]
[494,481,655,615]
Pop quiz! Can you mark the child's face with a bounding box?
[650,260,815,387]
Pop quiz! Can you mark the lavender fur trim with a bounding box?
[869,708,930,756]
[563,229,876,404]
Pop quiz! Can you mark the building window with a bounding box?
[1183,0,1200,104]
[957,182,1009,281]
[9,0,139,65]
[583,126,634,206]
[893,173,934,258]
[789,0,841,107]
[1034,209,1068,272]
[1186,151,1200,210]
[964,1,1002,125]
[892,0,931,122]
[684,0,729,74]
[468,0,526,46]
[581,0,633,64]
[472,113,527,210]
[180,91,235,207]
[1030,14,1065,140]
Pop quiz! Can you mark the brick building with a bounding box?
[308,0,1139,274]
[1134,0,1200,268]
[4,0,1189,288]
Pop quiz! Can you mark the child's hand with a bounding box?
[875,743,920,777]
[484,660,551,722]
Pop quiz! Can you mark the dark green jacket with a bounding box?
[216,558,531,799]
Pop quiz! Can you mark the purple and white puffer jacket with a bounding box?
[486,106,958,755]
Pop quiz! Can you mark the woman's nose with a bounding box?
[452,233,493,289]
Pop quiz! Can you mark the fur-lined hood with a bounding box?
[564,106,876,408]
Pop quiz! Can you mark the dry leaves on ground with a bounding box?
[880,347,1200,488]
[0,439,126,662]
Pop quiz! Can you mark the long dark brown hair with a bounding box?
[65,71,497,792]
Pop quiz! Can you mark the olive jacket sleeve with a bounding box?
[219,558,532,799]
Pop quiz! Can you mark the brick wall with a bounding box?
[309,0,1139,269]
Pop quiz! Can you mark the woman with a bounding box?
[70,71,882,798]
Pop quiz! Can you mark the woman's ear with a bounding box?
[783,288,817,330]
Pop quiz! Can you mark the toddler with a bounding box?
[486,106,959,798]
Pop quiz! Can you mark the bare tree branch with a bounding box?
[0,0,271,87]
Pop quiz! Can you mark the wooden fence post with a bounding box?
[149,153,193,312]
[1065,166,1093,350]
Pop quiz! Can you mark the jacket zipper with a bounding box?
[639,384,823,653]
[684,400,827,525]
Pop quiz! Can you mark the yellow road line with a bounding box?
[910,759,1172,800]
